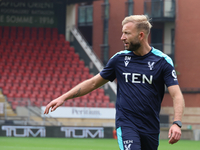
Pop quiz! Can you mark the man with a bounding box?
[44,15,185,150]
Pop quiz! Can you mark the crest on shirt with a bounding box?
[124,144,131,150]
[123,140,133,150]
[172,70,177,81]
[148,61,155,70]
[124,56,131,67]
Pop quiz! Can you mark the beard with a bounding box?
[126,41,141,52]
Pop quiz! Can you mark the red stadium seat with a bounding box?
[81,97,88,103]
[78,60,85,68]
[29,97,37,104]
[19,100,28,107]
[14,92,22,99]
[27,79,35,87]
[78,102,86,107]
[109,103,115,108]
[86,102,94,107]
[88,95,96,103]
[93,102,101,107]
[42,101,50,106]
[54,86,62,94]
[99,102,109,108]
[11,101,18,110]
[97,88,105,95]
[73,97,81,103]
[96,96,103,103]
[44,94,52,101]
[34,101,41,107]
[52,92,60,99]
[62,84,71,92]
[37,94,44,102]
[0,29,116,110]
[2,86,10,95]
[68,47,75,53]
[64,101,71,107]
[103,95,110,103]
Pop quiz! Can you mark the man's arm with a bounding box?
[167,85,185,144]
[44,73,109,114]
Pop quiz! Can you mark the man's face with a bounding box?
[121,22,141,52]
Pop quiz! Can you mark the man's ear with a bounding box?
[138,32,145,40]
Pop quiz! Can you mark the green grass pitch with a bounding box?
[0,137,199,150]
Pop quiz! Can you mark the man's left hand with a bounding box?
[168,124,182,144]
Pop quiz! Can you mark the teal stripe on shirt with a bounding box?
[117,127,124,150]
[151,48,174,67]
[111,50,131,59]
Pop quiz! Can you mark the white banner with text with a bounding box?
[41,106,115,119]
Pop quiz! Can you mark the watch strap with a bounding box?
[173,121,182,128]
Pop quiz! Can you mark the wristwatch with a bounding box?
[173,121,182,128]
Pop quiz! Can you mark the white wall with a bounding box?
[164,22,175,54]
[164,0,174,17]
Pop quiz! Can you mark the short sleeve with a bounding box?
[100,55,117,82]
[162,58,179,87]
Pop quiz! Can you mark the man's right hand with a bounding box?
[43,97,65,114]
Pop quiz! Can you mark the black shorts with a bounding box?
[117,126,159,150]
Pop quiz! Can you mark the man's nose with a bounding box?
[121,34,125,41]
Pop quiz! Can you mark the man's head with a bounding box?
[121,15,152,52]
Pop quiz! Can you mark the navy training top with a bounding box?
[100,47,178,133]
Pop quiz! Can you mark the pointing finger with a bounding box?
[44,106,50,114]
[44,102,53,114]
[51,104,58,112]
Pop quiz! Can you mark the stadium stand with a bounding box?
[0,26,115,111]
